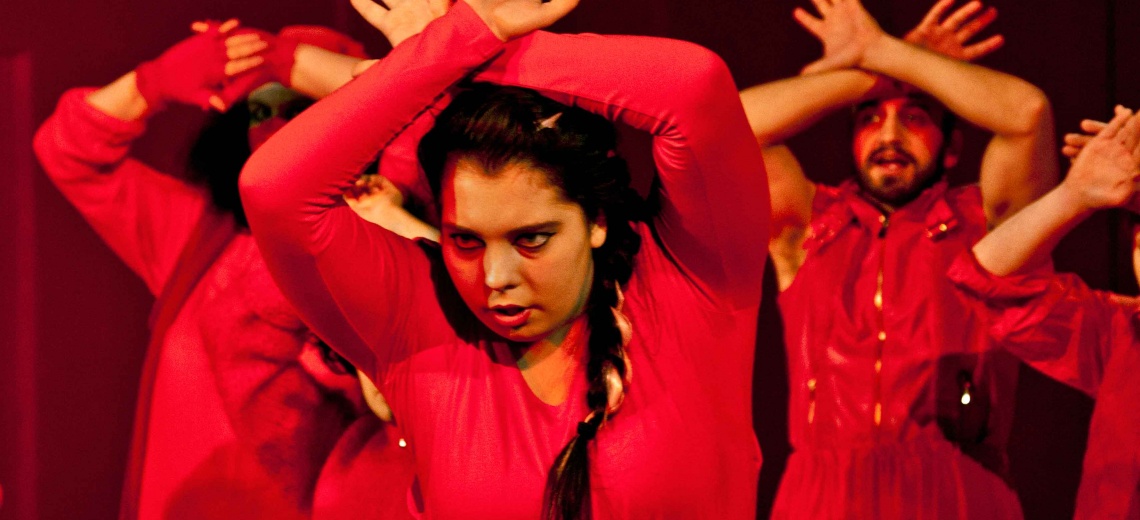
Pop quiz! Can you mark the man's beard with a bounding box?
[855,143,945,208]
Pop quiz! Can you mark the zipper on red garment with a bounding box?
[872,215,889,432]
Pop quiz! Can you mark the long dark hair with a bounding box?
[187,102,253,228]
[419,83,643,520]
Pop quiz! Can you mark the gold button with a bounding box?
[877,331,886,341]
[938,223,948,232]
[807,378,817,392]
[874,360,882,373]
[878,215,886,223]
[874,403,882,425]
[398,438,408,448]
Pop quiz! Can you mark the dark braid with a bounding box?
[419,83,642,520]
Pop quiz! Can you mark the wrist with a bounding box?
[859,33,904,74]
[461,0,508,41]
[1052,180,1097,219]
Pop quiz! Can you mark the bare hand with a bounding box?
[464,0,578,41]
[351,0,450,48]
[345,174,406,213]
[904,0,1004,61]
[1062,119,1108,159]
[1063,106,1140,211]
[795,0,887,75]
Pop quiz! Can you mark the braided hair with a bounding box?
[419,83,643,520]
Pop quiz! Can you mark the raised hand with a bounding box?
[1062,119,1108,159]
[904,0,1004,62]
[463,0,578,41]
[135,20,263,112]
[351,0,450,48]
[1063,106,1140,212]
[345,174,441,242]
[795,0,887,75]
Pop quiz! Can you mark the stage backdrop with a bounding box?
[1,0,1136,519]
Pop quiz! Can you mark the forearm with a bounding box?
[477,32,769,304]
[288,44,366,99]
[973,182,1089,276]
[85,71,151,121]
[862,35,1049,138]
[739,69,877,146]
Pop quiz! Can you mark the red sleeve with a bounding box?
[476,33,770,308]
[239,2,505,380]
[948,251,1124,397]
[32,88,208,294]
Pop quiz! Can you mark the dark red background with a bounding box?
[1,1,1136,518]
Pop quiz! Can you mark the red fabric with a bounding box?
[773,180,1023,519]
[240,3,769,518]
[134,26,234,112]
[238,25,368,92]
[312,417,418,520]
[950,253,1140,520]
[122,207,237,520]
[33,88,402,518]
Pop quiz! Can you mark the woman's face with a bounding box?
[439,157,607,343]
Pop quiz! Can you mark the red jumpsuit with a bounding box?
[950,253,1140,520]
[34,88,412,519]
[773,180,1023,519]
[239,3,770,518]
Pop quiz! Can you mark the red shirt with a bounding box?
[34,88,407,519]
[773,180,1023,519]
[240,3,770,518]
[951,253,1140,520]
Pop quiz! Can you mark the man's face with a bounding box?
[852,94,952,208]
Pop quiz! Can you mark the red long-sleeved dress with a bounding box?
[773,180,1024,519]
[950,253,1140,520]
[34,88,410,519]
[240,3,770,518]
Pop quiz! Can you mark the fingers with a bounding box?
[942,1,982,31]
[208,95,227,112]
[1099,105,1133,141]
[961,34,1003,61]
[214,71,268,112]
[224,55,265,76]
[225,34,269,60]
[793,7,826,38]
[351,0,390,29]
[956,6,997,42]
[809,0,833,17]
[918,0,955,29]
[1081,119,1108,134]
[1063,133,1093,158]
[218,18,240,34]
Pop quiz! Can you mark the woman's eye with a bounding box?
[515,233,552,250]
[451,234,484,250]
[249,103,272,124]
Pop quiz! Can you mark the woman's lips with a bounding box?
[489,306,531,329]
